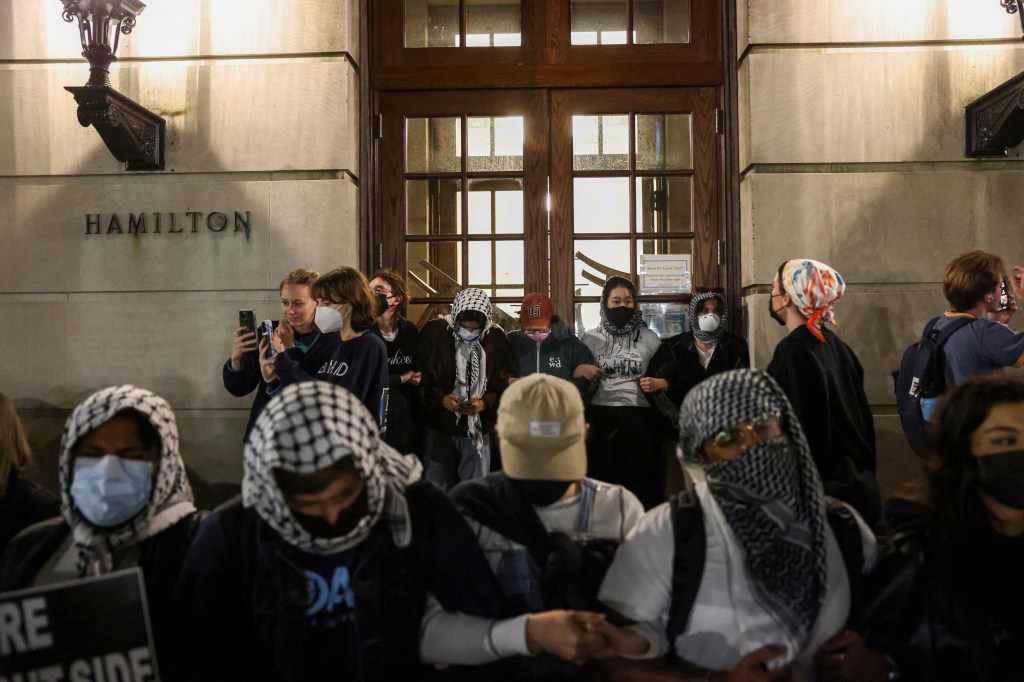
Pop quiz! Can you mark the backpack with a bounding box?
[892,316,973,457]
[666,488,866,646]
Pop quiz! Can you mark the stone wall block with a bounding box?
[742,170,1024,285]
[0,0,355,61]
[747,0,1021,45]
[0,179,358,293]
[0,60,357,176]
[62,291,284,411]
[0,295,68,405]
[746,48,1024,165]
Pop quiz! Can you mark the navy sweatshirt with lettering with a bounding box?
[275,331,389,421]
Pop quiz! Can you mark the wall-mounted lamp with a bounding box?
[964,2,1024,156]
[1003,0,1024,39]
[60,0,165,171]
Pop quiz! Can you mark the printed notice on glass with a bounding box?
[639,254,691,293]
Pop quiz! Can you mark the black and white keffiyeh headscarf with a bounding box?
[60,385,195,576]
[598,276,646,342]
[688,290,728,344]
[677,369,827,646]
[443,287,493,449]
[243,381,423,555]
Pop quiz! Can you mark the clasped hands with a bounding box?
[523,611,644,666]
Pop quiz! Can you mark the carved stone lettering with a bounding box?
[79,211,253,238]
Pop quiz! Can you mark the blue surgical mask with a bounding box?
[458,327,481,341]
[70,455,153,528]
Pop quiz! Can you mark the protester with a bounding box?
[506,292,602,398]
[268,266,389,421]
[416,287,514,490]
[853,374,1024,681]
[0,385,203,677]
[368,268,421,454]
[173,381,601,681]
[223,268,339,440]
[930,251,1024,385]
[447,374,643,678]
[766,258,881,526]
[580,276,663,509]
[643,288,750,429]
[596,369,878,681]
[0,389,58,552]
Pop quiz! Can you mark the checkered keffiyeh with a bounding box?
[443,288,493,450]
[688,291,728,344]
[243,381,423,555]
[60,385,195,576]
[678,369,827,647]
[781,259,845,343]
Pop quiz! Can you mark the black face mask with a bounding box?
[509,479,572,507]
[977,450,1024,510]
[375,294,391,316]
[768,294,786,326]
[605,306,635,329]
[292,488,370,538]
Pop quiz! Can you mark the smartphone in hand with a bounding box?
[238,310,257,336]
[259,320,278,358]
[999,277,1013,311]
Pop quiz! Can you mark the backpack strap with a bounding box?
[928,315,974,346]
[666,487,706,646]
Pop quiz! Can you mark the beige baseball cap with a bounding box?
[497,373,586,481]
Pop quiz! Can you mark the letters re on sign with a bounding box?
[0,568,159,681]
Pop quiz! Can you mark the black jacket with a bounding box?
[373,318,420,454]
[172,482,505,682]
[0,512,205,679]
[767,326,881,526]
[0,470,59,553]
[645,330,750,430]
[223,330,340,440]
[415,320,514,437]
[862,498,1024,681]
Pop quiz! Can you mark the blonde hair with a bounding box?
[0,390,33,496]
[279,268,319,293]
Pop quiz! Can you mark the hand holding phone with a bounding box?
[238,310,256,336]
[259,320,278,359]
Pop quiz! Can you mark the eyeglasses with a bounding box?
[701,412,782,460]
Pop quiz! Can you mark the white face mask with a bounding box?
[458,327,481,341]
[697,312,721,333]
[315,304,349,333]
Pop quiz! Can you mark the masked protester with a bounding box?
[415,287,514,490]
[766,259,881,527]
[445,374,644,679]
[595,369,878,682]
[580,276,663,509]
[643,289,750,432]
[367,269,421,454]
[268,266,389,422]
[0,385,204,678]
[853,374,1024,682]
[171,381,549,682]
[505,292,601,397]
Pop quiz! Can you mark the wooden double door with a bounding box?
[374,86,721,334]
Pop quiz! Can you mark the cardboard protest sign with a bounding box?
[0,568,158,681]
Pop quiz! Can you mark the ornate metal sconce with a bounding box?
[60,0,165,171]
[1003,0,1024,39]
[964,2,1024,157]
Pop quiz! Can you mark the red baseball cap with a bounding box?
[519,293,554,331]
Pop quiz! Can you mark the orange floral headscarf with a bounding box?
[780,259,845,343]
